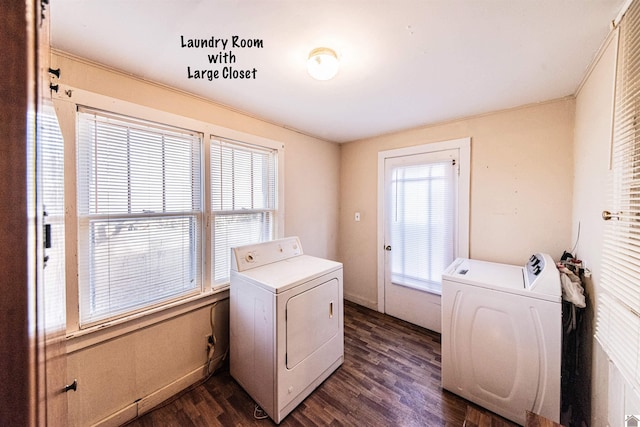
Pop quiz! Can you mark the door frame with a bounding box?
[376,137,471,313]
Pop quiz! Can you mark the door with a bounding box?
[36,2,69,423]
[38,101,69,425]
[378,138,470,332]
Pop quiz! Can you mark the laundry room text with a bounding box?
[180,35,262,81]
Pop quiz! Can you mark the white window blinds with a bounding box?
[40,103,66,319]
[389,160,456,294]
[595,0,640,393]
[210,137,277,285]
[76,107,202,327]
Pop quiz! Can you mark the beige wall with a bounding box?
[52,51,341,426]
[285,137,341,258]
[339,99,575,308]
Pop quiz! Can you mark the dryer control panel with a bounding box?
[524,253,561,299]
[231,236,303,272]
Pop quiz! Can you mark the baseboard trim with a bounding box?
[136,364,207,415]
[91,404,137,427]
[344,293,377,310]
[92,354,226,427]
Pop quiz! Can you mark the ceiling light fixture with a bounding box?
[307,47,339,81]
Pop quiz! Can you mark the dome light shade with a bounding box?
[307,47,339,80]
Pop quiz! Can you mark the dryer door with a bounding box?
[276,270,344,422]
[286,277,341,369]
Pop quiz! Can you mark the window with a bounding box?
[389,159,456,293]
[210,137,277,285]
[76,108,203,327]
[67,99,283,332]
[595,0,640,393]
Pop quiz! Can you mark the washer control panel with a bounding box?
[526,254,545,278]
[524,253,561,299]
[231,236,303,272]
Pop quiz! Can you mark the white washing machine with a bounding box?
[229,236,344,424]
[441,253,561,426]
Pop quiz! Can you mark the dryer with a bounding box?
[441,253,561,426]
[229,237,344,424]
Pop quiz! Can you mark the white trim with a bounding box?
[90,362,218,426]
[66,290,228,353]
[343,292,377,311]
[90,404,137,427]
[575,27,619,100]
[615,0,634,28]
[136,363,215,414]
[609,28,621,171]
[376,137,471,313]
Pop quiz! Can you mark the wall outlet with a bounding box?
[206,335,214,353]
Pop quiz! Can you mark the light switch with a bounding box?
[355,212,361,222]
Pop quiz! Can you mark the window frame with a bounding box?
[53,87,284,347]
[75,107,205,328]
[210,137,280,287]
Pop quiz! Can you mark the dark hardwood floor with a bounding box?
[125,301,517,427]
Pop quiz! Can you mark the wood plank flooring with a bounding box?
[125,301,518,427]
[463,407,523,427]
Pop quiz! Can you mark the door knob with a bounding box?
[602,210,621,221]
[384,245,391,251]
[64,379,78,393]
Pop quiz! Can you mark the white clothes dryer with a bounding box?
[441,253,562,426]
[229,237,344,424]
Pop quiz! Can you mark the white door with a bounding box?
[378,139,470,332]
[38,100,69,424]
[36,3,69,422]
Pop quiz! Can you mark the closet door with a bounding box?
[36,2,69,424]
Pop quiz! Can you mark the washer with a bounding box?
[441,253,561,426]
[229,236,344,424]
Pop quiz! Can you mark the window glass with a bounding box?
[76,108,202,327]
[210,138,277,284]
[390,160,455,293]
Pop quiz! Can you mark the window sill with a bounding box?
[66,285,229,354]
[391,280,442,296]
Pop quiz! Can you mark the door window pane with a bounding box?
[390,161,455,293]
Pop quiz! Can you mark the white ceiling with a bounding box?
[50,0,625,143]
